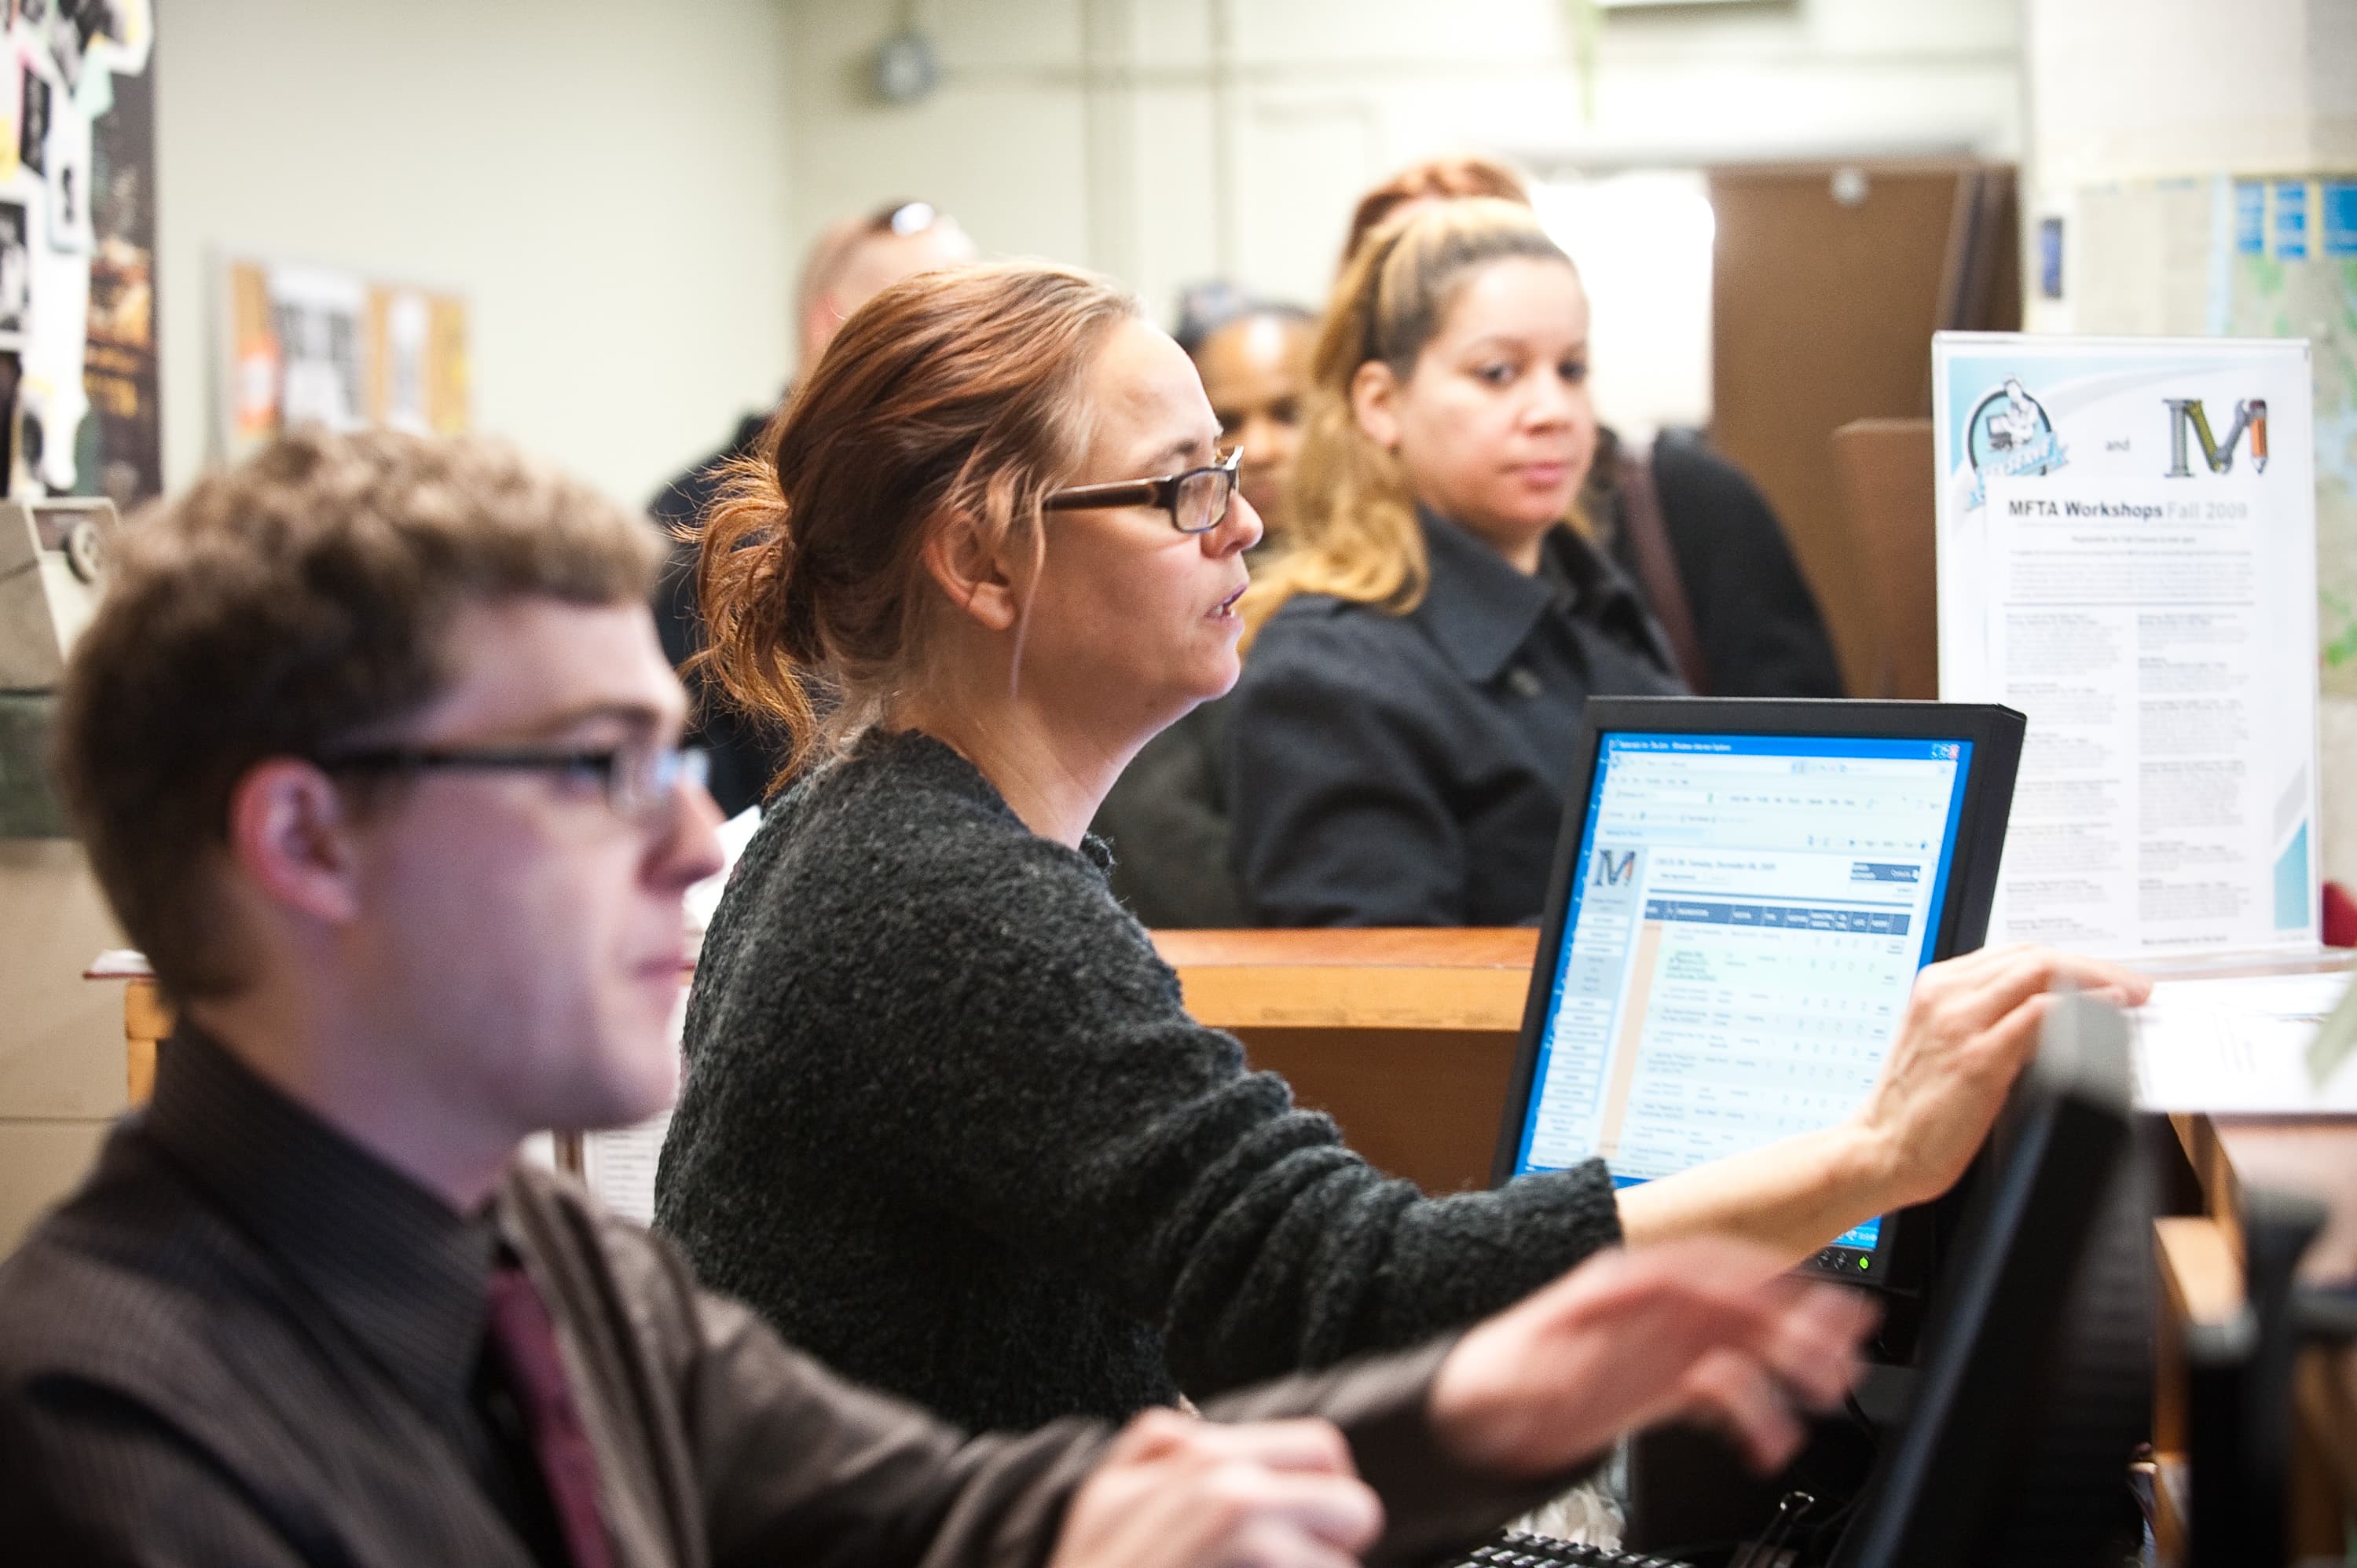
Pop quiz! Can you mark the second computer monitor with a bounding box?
[1492,698,2024,1286]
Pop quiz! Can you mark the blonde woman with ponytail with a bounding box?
[1231,199,1685,927]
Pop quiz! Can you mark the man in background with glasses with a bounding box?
[652,199,977,817]
[0,427,1875,1563]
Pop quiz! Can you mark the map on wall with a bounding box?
[0,0,159,504]
[2077,175,2357,698]
[2223,181,2357,694]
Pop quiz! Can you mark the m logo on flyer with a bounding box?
[2162,397,2269,478]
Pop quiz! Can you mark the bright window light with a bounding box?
[1530,170,1716,445]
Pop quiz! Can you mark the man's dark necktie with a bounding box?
[485,1262,615,1568]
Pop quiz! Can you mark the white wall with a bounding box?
[0,0,798,1253]
[781,0,2018,438]
[783,0,2020,328]
[1531,169,1717,441]
[2022,0,2357,336]
[2024,0,2355,200]
[2020,0,2357,890]
[155,0,796,507]
[0,843,124,1252]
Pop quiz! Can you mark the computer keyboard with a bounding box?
[1446,1527,1699,1568]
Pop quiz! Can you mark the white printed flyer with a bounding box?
[1934,334,2319,958]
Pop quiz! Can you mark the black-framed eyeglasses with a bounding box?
[1041,448,1243,534]
[317,743,710,826]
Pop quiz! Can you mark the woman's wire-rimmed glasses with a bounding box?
[1042,448,1243,535]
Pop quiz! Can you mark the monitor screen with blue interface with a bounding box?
[1508,731,1975,1255]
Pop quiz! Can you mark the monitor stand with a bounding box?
[1623,1117,2159,1563]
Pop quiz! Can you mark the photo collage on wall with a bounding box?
[217,258,471,462]
[0,0,158,505]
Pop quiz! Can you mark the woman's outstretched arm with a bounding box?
[1615,945,2150,1262]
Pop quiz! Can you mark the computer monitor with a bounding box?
[1831,992,2146,1568]
[1492,698,2025,1287]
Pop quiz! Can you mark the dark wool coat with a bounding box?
[1230,511,1685,929]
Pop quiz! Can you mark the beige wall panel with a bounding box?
[1231,0,2012,73]
[2025,0,2334,190]
[157,0,795,508]
[1232,102,1386,309]
[0,1119,110,1256]
[1135,0,1216,71]
[1123,86,1223,318]
[1796,0,2017,57]
[786,0,2023,324]
[798,0,1084,75]
[2323,698,2357,891]
[0,841,126,1120]
[783,5,1094,306]
[1231,0,1564,68]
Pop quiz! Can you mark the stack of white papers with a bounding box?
[581,1116,669,1225]
[2128,970,2357,1113]
[578,980,696,1224]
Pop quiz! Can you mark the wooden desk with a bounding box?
[2154,1112,2357,1561]
[2127,951,2357,1562]
[97,929,1545,1198]
[1149,929,1538,1194]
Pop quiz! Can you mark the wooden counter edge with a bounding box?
[107,931,1545,1103]
[1174,963,1532,1031]
[1152,929,1539,1033]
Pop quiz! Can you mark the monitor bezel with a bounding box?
[1827,995,2138,1567]
[1487,697,2027,1291]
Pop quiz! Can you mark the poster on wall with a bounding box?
[0,0,159,504]
[80,0,159,504]
[1934,332,2320,961]
[218,256,470,461]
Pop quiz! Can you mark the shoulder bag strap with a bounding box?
[1614,445,1710,694]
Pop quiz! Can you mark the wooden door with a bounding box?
[1708,162,2018,696]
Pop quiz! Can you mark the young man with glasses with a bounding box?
[0,428,1870,1565]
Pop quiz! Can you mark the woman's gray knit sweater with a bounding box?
[654,730,1622,1434]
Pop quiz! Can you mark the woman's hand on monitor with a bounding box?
[1854,944,2150,1211]
[1614,946,2147,1266]
[1427,1238,1877,1480]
